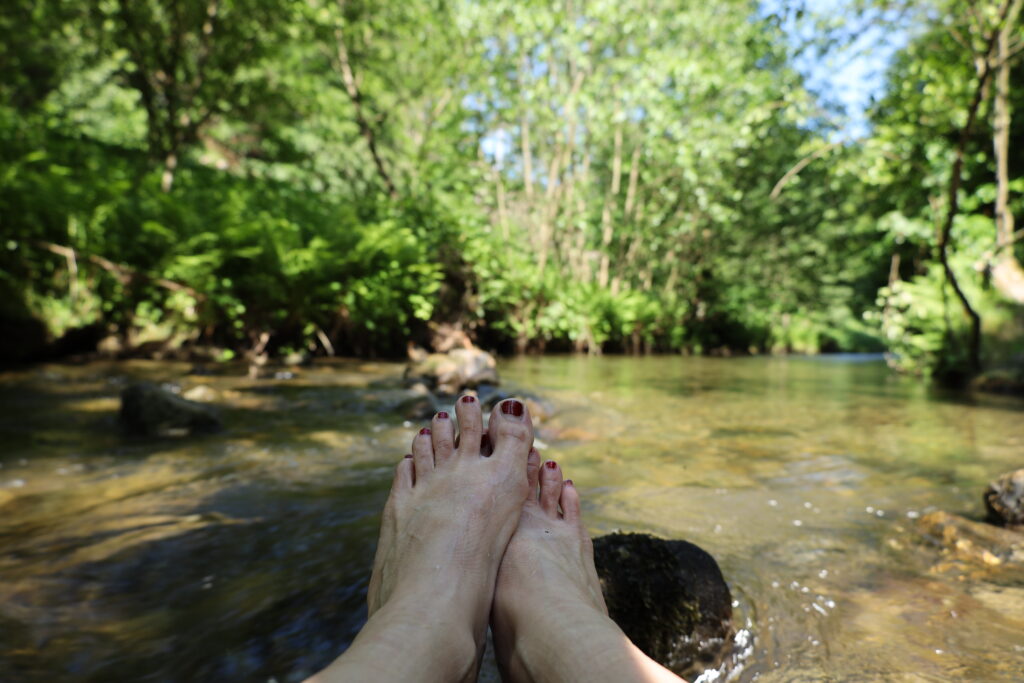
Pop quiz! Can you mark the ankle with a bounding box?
[350,601,481,681]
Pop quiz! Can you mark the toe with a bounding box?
[559,478,581,523]
[455,394,483,457]
[538,459,563,516]
[394,453,414,490]
[411,427,434,477]
[488,399,534,466]
[431,411,455,465]
[526,447,541,489]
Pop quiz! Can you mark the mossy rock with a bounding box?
[593,532,733,679]
[984,469,1024,529]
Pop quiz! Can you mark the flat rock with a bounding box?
[593,532,733,679]
[120,382,222,437]
[917,510,1024,568]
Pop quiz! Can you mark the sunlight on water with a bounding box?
[1,356,1022,681]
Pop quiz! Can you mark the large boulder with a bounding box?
[404,347,499,395]
[984,469,1024,528]
[120,382,223,437]
[593,532,733,679]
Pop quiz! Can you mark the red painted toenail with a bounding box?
[436,411,449,419]
[480,433,490,447]
[501,399,524,416]
[545,460,557,469]
[460,395,476,403]
[419,427,431,435]
[565,479,574,486]
[404,454,413,459]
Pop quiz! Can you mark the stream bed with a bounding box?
[1,355,1022,681]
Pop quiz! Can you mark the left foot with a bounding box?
[309,395,534,683]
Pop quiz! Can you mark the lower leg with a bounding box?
[491,456,686,683]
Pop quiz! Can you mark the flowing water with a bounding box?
[1,356,1022,681]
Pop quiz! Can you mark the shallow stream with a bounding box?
[1,356,1022,681]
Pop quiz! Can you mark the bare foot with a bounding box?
[309,396,534,683]
[491,456,686,683]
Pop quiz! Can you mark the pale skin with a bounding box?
[308,396,685,683]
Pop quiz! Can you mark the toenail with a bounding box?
[565,479,574,486]
[404,454,413,459]
[501,399,524,417]
[461,395,476,403]
[436,411,449,419]
[419,427,431,435]
[545,460,557,469]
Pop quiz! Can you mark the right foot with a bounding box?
[491,456,685,683]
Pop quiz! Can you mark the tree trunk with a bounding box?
[991,3,1024,302]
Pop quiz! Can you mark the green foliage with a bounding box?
[1,0,1020,371]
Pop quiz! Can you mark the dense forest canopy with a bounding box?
[1,0,1022,381]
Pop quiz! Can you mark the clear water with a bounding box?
[1,356,1022,681]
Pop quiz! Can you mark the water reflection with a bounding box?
[0,356,1022,681]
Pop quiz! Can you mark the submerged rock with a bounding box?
[404,347,499,395]
[917,510,1024,568]
[984,469,1024,529]
[395,394,437,420]
[120,382,222,437]
[593,532,733,679]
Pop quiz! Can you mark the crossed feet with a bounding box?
[309,396,684,683]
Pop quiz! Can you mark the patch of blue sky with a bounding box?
[759,0,915,140]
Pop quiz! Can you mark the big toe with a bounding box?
[488,398,534,467]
